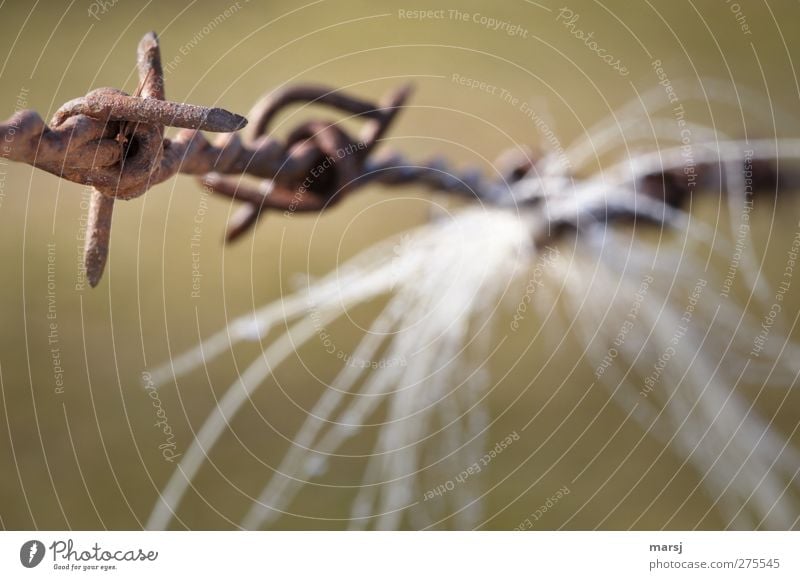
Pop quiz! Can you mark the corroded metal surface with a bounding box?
[2,31,746,287]
[0,32,501,286]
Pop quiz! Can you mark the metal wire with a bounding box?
[0,31,775,287]
[0,32,518,286]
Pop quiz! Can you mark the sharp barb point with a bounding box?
[84,190,114,287]
[203,108,248,133]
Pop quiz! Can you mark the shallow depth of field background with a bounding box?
[1,0,799,529]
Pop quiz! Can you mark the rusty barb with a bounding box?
[0,31,512,287]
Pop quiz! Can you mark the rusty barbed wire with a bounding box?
[0,31,511,287]
[0,31,780,288]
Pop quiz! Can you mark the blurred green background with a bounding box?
[1,0,799,530]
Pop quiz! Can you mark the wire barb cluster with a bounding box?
[7,31,734,289]
[0,31,510,287]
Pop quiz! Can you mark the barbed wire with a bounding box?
[0,31,519,287]
[0,31,780,288]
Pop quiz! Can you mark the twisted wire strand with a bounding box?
[0,31,787,287]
